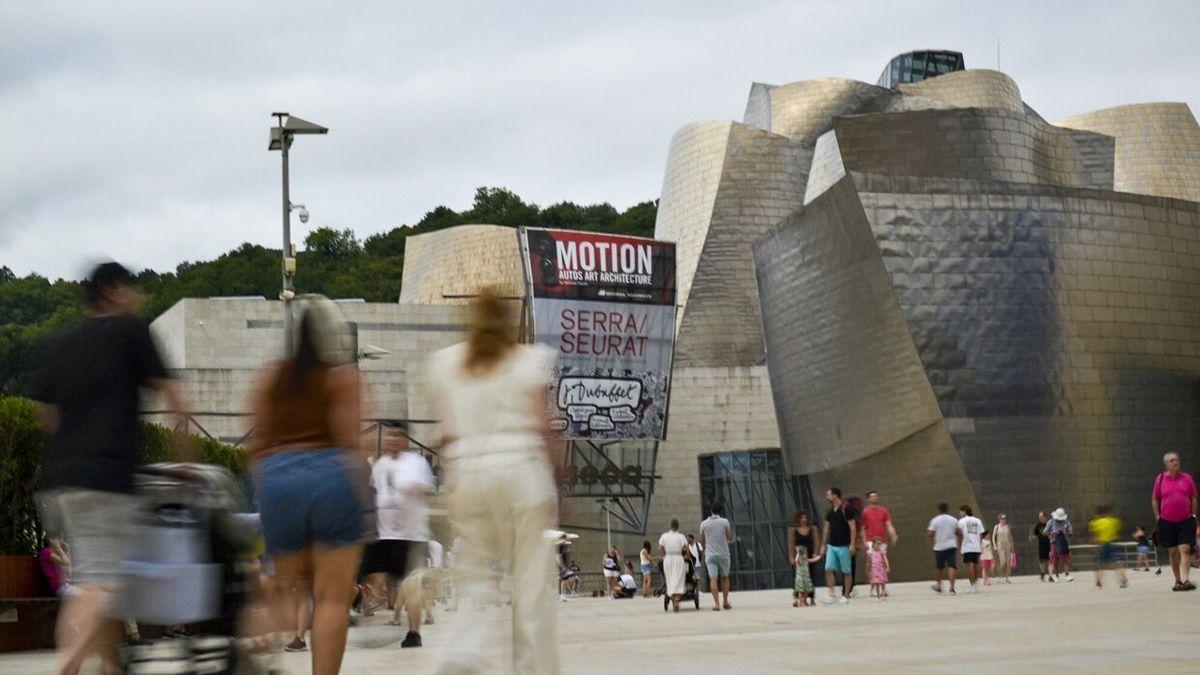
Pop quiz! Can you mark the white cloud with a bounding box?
[2,1,1198,278]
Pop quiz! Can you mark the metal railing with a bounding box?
[1061,541,1160,570]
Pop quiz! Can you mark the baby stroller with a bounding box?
[659,556,701,611]
[121,463,261,674]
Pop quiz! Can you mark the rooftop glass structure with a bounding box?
[876,50,964,88]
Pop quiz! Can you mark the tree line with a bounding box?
[0,187,657,396]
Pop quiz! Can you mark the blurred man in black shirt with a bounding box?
[35,262,189,675]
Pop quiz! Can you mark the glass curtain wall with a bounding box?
[697,450,814,590]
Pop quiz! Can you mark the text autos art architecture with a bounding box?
[519,228,677,440]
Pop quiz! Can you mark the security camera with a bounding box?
[298,207,309,224]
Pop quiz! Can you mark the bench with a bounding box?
[0,555,59,652]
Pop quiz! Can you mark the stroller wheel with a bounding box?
[693,592,700,609]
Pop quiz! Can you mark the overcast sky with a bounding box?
[3,1,1198,280]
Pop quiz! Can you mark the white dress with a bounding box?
[659,530,689,596]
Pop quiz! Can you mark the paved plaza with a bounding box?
[4,571,1198,673]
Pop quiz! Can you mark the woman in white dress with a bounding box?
[431,290,560,674]
[659,519,689,612]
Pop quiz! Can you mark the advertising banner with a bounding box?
[519,227,676,440]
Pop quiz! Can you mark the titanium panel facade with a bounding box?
[1058,102,1200,202]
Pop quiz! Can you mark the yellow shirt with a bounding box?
[1089,515,1122,544]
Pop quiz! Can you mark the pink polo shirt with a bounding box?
[1153,471,1197,523]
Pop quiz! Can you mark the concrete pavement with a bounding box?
[3,571,1197,673]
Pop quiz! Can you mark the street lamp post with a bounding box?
[268,112,327,354]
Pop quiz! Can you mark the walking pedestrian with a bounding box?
[928,502,959,595]
[699,503,733,610]
[980,530,994,587]
[1151,452,1197,591]
[686,534,704,587]
[431,289,561,673]
[1045,508,1076,582]
[958,506,985,592]
[787,511,820,607]
[659,519,689,611]
[1088,505,1128,590]
[34,262,191,675]
[1132,525,1152,572]
[639,542,655,598]
[868,536,890,600]
[820,487,858,605]
[991,514,1014,583]
[1031,512,1052,581]
[363,421,434,648]
[861,490,898,551]
[249,296,373,675]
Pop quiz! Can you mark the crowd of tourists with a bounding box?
[32,264,562,674]
[634,450,1198,611]
[23,260,1200,674]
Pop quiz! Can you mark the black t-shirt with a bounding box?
[36,315,169,494]
[1033,522,1049,544]
[825,504,859,547]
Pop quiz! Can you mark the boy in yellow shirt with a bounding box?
[1089,505,1128,589]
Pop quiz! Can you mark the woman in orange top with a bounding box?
[249,297,372,675]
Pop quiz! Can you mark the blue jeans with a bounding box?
[254,449,374,555]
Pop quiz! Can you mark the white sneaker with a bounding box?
[821,595,835,605]
[837,596,849,605]
[1065,574,1075,582]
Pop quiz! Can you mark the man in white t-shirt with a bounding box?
[362,422,435,648]
[927,502,961,595]
[957,505,985,593]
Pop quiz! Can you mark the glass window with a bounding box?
[697,450,814,591]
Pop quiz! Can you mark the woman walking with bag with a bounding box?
[991,513,1015,584]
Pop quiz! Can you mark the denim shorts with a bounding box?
[705,552,731,579]
[825,545,852,573]
[641,563,652,574]
[254,449,374,556]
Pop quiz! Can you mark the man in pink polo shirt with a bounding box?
[1152,452,1198,592]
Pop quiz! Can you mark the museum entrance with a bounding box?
[697,450,815,590]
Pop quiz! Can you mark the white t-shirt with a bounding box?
[928,513,959,551]
[659,530,688,557]
[430,343,555,458]
[371,452,435,541]
[427,539,445,568]
[980,538,994,562]
[618,573,638,590]
[640,549,652,565]
[958,516,984,554]
[688,541,703,560]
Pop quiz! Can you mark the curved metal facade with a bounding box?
[398,224,525,304]
[897,69,1023,112]
[1059,102,1200,202]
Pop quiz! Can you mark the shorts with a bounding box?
[603,568,620,578]
[360,540,426,578]
[824,546,852,574]
[705,552,731,578]
[1137,545,1152,555]
[1156,516,1199,549]
[640,563,652,574]
[37,488,138,586]
[1037,539,1050,562]
[981,559,995,570]
[1097,542,1121,565]
[962,552,981,564]
[934,548,958,569]
[254,449,374,556]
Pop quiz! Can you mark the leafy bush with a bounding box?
[0,396,244,555]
